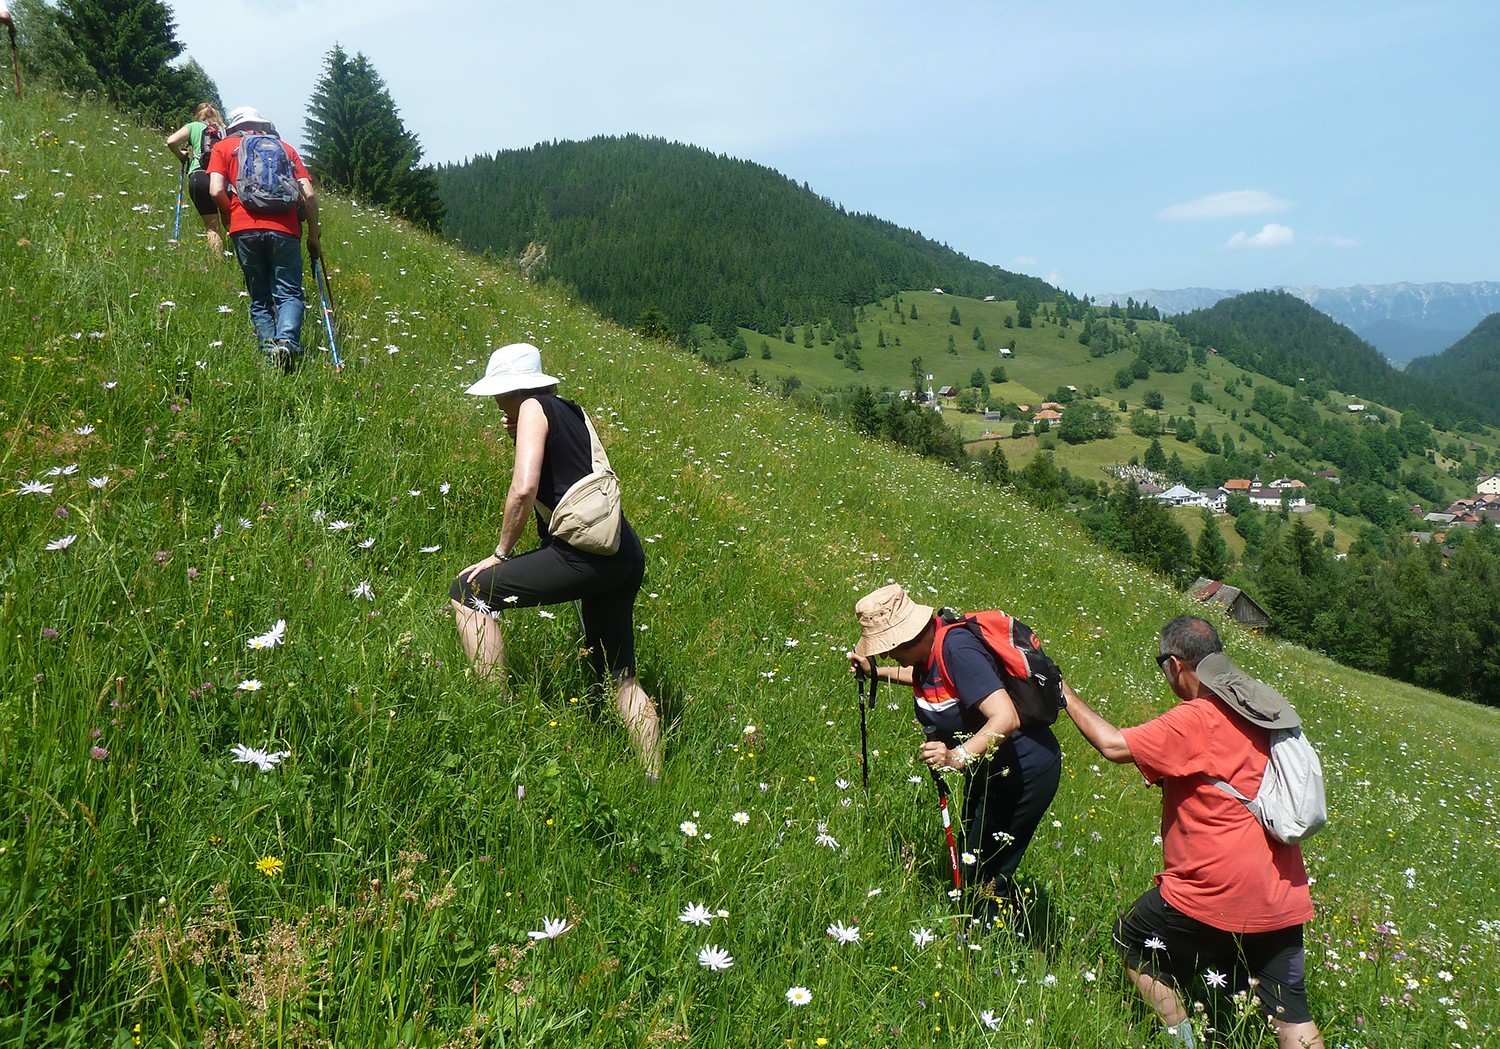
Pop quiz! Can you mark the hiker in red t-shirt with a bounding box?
[1061,616,1326,1049]
[207,106,320,373]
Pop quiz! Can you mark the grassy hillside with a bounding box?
[5,89,1500,1048]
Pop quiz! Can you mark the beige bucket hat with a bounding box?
[853,584,935,658]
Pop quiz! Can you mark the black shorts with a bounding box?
[1115,885,1314,1025]
[450,524,645,680]
[187,170,218,217]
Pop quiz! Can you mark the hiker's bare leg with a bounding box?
[203,213,225,257]
[451,598,504,679]
[1272,1020,1325,1049]
[615,673,663,777]
[1128,965,1188,1026]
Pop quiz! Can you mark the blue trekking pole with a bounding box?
[171,159,185,241]
[312,249,342,371]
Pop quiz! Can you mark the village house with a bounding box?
[1190,577,1270,631]
[1031,408,1063,424]
[1478,474,1500,496]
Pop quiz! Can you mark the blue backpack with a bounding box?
[233,132,299,215]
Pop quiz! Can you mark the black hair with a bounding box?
[1159,615,1223,669]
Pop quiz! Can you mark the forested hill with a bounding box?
[436,134,1058,342]
[1405,312,1500,401]
[1167,291,1491,426]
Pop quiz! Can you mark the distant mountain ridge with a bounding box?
[1102,281,1500,365]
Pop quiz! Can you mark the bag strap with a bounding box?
[536,407,613,524]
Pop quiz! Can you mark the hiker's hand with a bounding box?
[305,235,321,261]
[919,741,954,770]
[847,651,874,678]
[461,555,502,585]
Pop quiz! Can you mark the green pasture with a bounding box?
[3,87,1499,1048]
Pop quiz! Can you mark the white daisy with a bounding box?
[46,534,78,550]
[785,986,812,1007]
[527,916,573,941]
[246,619,286,649]
[731,811,749,825]
[88,476,109,488]
[230,744,289,771]
[357,537,376,549]
[980,1009,1001,1030]
[826,921,860,945]
[678,902,714,927]
[350,581,375,601]
[17,480,54,495]
[696,945,734,972]
[910,927,935,949]
[419,545,441,554]
[237,679,263,691]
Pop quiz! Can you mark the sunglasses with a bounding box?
[1156,652,1175,669]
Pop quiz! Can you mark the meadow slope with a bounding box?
[3,89,1499,1048]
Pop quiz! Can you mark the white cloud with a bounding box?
[1225,223,1295,250]
[1318,234,1361,248]
[1158,190,1291,221]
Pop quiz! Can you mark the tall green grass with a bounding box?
[3,88,1498,1048]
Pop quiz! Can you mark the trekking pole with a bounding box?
[171,159,185,242]
[312,250,343,371]
[855,662,872,792]
[930,766,963,893]
[8,24,19,99]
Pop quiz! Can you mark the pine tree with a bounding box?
[1194,510,1229,580]
[56,0,203,125]
[305,45,444,231]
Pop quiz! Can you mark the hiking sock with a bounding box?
[1163,1019,1196,1048]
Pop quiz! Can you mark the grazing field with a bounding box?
[4,88,1499,1048]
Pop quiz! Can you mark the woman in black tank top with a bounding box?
[449,343,663,778]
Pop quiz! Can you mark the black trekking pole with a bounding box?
[855,662,872,792]
[8,24,19,100]
[312,249,342,371]
[930,766,963,894]
[171,159,185,242]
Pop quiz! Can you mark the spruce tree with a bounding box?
[304,45,444,231]
[56,0,202,125]
[1194,510,1229,580]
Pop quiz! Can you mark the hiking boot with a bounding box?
[268,339,297,375]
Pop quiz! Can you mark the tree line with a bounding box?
[436,135,1060,344]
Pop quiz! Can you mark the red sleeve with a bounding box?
[282,143,311,182]
[1121,700,1213,785]
[205,138,233,180]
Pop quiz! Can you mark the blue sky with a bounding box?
[175,0,1499,300]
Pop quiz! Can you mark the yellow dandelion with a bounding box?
[255,855,284,877]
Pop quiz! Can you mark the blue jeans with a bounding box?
[231,229,305,355]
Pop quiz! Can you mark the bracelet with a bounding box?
[493,543,511,560]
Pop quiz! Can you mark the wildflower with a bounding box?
[18,480,54,495]
[835,778,849,791]
[680,820,699,837]
[88,476,109,488]
[231,744,288,771]
[46,534,78,551]
[911,927,935,948]
[357,537,375,548]
[1144,935,1167,952]
[537,609,556,619]
[327,519,354,532]
[732,811,749,825]
[237,679,263,691]
[238,517,252,529]
[527,916,573,941]
[815,831,839,849]
[46,464,78,476]
[246,619,286,649]
[786,986,812,1007]
[980,1009,1001,1030]
[1042,974,1058,987]
[351,581,375,601]
[90,745,109,761]
[74,425,94,435]
[826,921,860,945]
[678,902,714,927]
[961,851,977,865]
[41,627,59,639]
[439,482,451,495]
[1204,969,1228,988]
[255,855,284,877]
[697,945,734,972]
[419,544,441,554]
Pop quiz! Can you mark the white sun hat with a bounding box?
[464,342,560,397]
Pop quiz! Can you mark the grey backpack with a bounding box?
[1211,726,1327,844]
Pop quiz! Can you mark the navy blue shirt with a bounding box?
[915,625,1061,776]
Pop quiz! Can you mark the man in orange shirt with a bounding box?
[1061,616,1325,1049]
[207,107,320,373]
